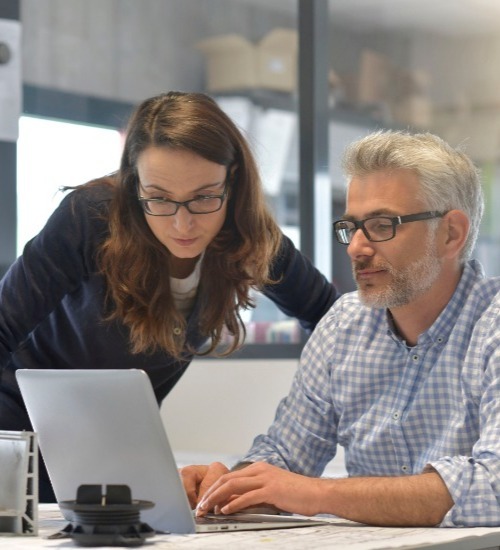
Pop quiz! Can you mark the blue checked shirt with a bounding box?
[242,260,500,527]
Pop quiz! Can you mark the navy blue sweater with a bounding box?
[0,183,339,432]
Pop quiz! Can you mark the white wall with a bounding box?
[161,359,296,457]
[161,358,346,475]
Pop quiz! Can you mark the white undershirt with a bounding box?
[170,256,203,318]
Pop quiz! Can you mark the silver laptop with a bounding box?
[16,368,325,534]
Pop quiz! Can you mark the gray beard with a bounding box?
[355,239,442,309]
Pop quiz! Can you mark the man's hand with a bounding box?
[192,462,454,526]
[179,462,229,509]
[195,462,322,517]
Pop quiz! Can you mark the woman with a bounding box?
[0,91,339,500]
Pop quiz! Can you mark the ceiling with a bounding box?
[240,0,500,36]
[328,0,500,35]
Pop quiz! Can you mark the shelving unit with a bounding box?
[0,430,38,536]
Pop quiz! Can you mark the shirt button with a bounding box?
[412,354,419,362]
[392,412,400,421]
[437,337,444,343]
[401,465,409,472]
[173,327,182,336]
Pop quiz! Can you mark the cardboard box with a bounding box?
[391,68,433,128]
[196,34,257,92]
[256,28,297,92]
[392,95,433,128]
[196,28,297,93]
[356,48,392,106]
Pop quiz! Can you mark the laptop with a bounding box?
[16,368,326,534]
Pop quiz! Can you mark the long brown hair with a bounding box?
[98,91,282,358]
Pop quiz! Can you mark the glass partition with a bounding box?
[327,0,500,291]
[20,1,500,356]
[18,0,305,358]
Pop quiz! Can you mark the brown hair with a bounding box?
[98,91,282,357]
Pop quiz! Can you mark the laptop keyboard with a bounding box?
[196,514,260,525]
[195,513,313,525]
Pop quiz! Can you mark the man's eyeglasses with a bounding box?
[138,182,229,216]
[333,211,446,245]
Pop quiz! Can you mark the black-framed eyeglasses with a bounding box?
[138,182,229,216]
[333,211,446,245]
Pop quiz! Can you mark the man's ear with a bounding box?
[440,210,469,259]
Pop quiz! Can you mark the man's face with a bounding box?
[345,169,444,309]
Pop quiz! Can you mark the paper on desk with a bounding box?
[28,506,500,550]
[152,517,500,550]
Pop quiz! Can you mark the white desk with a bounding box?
[3,505,500,550]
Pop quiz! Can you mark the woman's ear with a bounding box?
[229,163,238,179]
[440,209,469,259]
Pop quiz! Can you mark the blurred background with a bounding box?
[2,0,500,462]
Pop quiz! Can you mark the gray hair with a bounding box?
[342,130,483,262]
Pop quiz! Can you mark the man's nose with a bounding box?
[347,228,374,259]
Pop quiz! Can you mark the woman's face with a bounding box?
[136,146,228,274]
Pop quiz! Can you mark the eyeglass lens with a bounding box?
[335,217,395,244]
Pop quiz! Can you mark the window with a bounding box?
[16,116,123,254]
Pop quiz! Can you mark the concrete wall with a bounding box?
[20,0,295,103]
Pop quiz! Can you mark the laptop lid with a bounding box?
[15,369,325,534]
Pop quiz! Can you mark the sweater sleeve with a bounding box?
[0,187,110,368]
[262,234,340,332]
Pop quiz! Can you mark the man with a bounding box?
[181,130,500,527]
